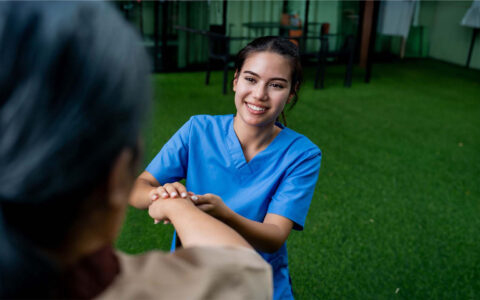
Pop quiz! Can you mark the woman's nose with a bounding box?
[253,85,268,101]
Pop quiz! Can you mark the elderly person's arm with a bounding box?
[148,196,252,249]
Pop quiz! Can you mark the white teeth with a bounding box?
[247,103,265,111]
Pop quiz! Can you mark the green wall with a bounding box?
[227,0,283,54]
[425,0,480,70]
[371,0,479,70]
[209,0,224,26]
[141,2,155,37]
[305,0,342,52]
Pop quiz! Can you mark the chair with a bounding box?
[204,32,232,95]
[302,33,356,89]
[281,13,303,46]
[174,25,234,95]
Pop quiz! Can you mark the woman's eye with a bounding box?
[270,83,284,89]
[244,77,256,83]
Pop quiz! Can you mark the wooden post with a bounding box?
[359,0,374,68]
[364,0,379,83]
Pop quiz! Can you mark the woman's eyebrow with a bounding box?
[243,70,288,82]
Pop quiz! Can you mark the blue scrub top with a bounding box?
[146,115,321,300]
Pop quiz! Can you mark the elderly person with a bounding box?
[0,2,271,299]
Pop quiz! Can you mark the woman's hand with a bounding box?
[192,193,232,221]
[149,181,189,200]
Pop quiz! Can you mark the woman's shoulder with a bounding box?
[280,127,321,159]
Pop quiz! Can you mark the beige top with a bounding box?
[97,246,273,300]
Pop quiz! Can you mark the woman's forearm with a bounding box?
[129,177,157,209]
[220,209,291,253]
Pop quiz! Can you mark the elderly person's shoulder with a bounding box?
[97,247,273,300]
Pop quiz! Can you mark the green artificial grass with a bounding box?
[116,59,480,299]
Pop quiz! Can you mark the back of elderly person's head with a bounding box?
[0,2,150,298]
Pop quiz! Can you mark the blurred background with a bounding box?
[113,0,480,73]
[113,1,479,299]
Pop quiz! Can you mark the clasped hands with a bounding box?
[148,182,230,224]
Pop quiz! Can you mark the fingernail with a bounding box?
[181,192,188,198]
[171,192,177,198]
[163,220,168,225]
[154,219,159,224]
[191,195,198,202]
[162,192,168,198]
[151,194,159,200]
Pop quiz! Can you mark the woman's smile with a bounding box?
[246,102,267,114]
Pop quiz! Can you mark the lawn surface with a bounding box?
[116,59,480,299]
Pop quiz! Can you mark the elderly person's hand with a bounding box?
[148,194,197,225]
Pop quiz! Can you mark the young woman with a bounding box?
[0,3,271,299]
[130,36,321,299]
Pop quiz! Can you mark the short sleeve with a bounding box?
[267,149,321,230]
[145,118,192,184]
[101,247,273,300]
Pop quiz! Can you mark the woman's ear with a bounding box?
[233,70,239,92]
[287,93,294,104]
[107,148,136,209]
[287,82,299,103]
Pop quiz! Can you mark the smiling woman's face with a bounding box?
[233,51,293,129]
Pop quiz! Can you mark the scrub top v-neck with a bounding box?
[224,113,283,174]
[146,114,321,300]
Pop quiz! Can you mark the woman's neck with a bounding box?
[233,116,281,162]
